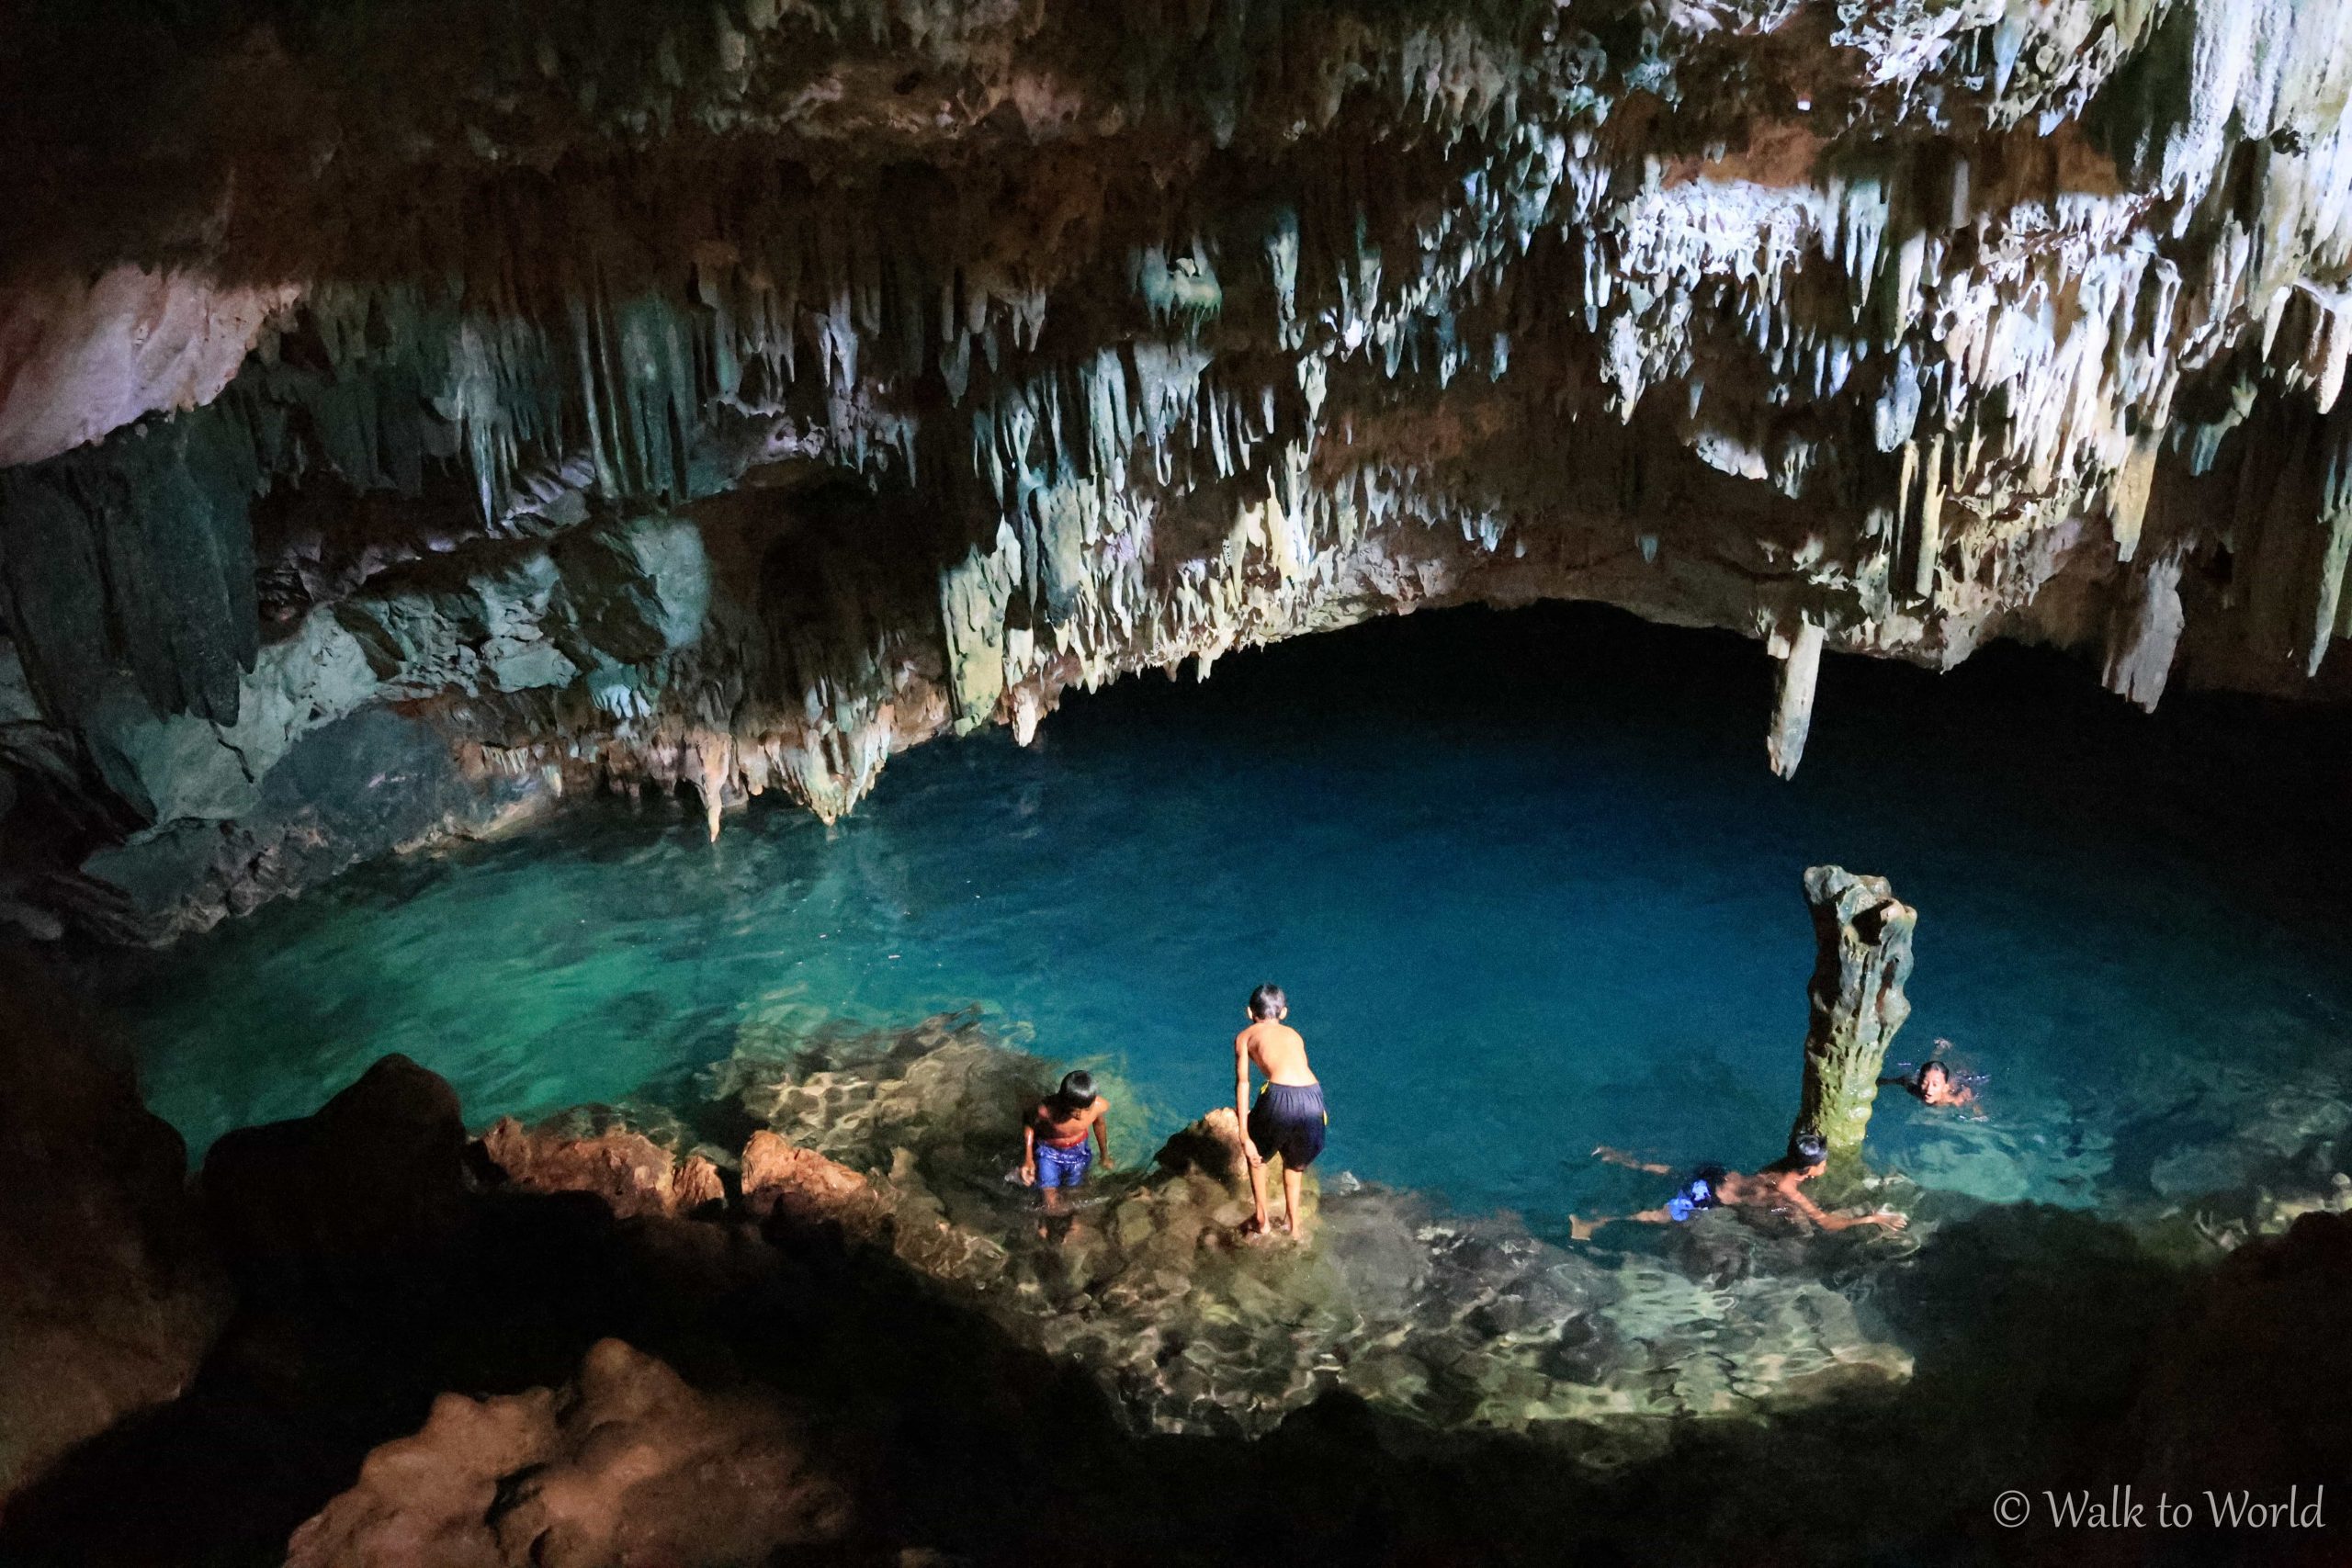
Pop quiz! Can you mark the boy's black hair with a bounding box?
[1917,1059,1951,1086]
[1056,1070,1098,1107]
[1790,1131,1828,1167]
[1248,983,1287,1020]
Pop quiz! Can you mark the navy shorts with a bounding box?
[1248,1082,1328,1169]
[1035,1139,1091,1189]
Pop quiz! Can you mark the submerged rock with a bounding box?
[704,1012,1917,1445]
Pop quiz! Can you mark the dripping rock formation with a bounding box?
[7,0,2352,936]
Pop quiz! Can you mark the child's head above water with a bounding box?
[1917,1060,1951,1094]
[1248,983,1288,1021]
[1786,1130,1828,1173]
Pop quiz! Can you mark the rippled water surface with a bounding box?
[110,606,2352,1228]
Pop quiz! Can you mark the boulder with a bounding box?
[201,1054,468,1280]
[477,1117,709,1220]
[0,956,230,1508]
[1153,1106,1252,1188]
[283,1338,854,1568]
[2132,1211,2352,1508]
[740,1130,883,1232]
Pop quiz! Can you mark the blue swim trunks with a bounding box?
[1247,1082,1328,1169]
[1666,1167,1726,1223]
[1035,1139,1092,1190]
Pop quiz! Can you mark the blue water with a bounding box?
[107,606,2352,1229]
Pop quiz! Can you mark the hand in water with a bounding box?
[1871,1210,1907,1231]
[1100,1153,1115,1170]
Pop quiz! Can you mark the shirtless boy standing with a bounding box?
[1235,984,1328,1241]
[1022,1070,1113,1219]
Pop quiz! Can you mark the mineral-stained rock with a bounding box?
[282,1337,854,1568]
[0,956,229,1507]
[739,1129,884,1234]
[1791,865,1917,1156]
[478,1116,694,1221]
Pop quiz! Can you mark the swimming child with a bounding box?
[1236,983,1328,1242]
[1882,1039,1981,1109]
[1021,1070,1113,1217]
[1571,1132,1905,1239]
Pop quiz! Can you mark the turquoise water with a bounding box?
[108,606,2352,1231]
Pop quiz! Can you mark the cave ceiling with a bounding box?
[3,0,2350,937]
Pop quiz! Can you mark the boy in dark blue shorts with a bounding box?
[1235,984,1328,1241]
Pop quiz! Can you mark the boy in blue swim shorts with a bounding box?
[1236,984,1329,1242]
[1022,1070,1114,1218]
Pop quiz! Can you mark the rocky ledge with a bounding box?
[5,996,2351,1565]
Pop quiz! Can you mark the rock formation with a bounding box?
[1790,863,1916,1156]
[282,1337,855,1568]
[0,957,229,1512]
[479,1115,726,1221]
[6,1,2352,937]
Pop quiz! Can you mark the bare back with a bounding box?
[1238,1019,1315,1085]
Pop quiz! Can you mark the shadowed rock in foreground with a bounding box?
[4,1006,2350,1567]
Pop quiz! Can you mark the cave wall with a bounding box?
[4,0,2352,938]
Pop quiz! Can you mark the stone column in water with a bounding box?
[1791,864,1916,1156]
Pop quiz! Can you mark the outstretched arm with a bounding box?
[1592,1145,1671,1174]
[1093,1102,1114,1167]
[1775,1177,1905,1232]
[1020,1121,1037,1186]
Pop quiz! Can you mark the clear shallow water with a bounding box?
[107,605,2352,1231]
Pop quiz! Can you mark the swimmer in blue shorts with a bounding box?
[1022,1070,1113,1219]
[1236,984,1329,1242]
[1571,1133,1905,1239]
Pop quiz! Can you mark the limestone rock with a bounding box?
[477,1117,707,1220]
[1153,1107,1252,1188]
[2132,1212,2352,1506]
[1791,866,1917,1156]
[7,1,2352,938]
[0,957,230,1507]
[740,1130,882,1232]
[283,1338,854,1568]
[201,1054,469,1280]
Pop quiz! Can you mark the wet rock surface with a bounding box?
[5,1010,2351,1567]
[700,1014,1917,1447]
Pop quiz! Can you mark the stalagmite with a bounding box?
[1790,865,1917,1157]
[1767,622,1826,781]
